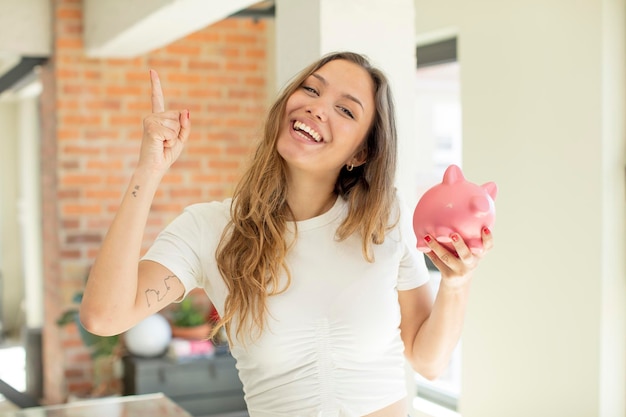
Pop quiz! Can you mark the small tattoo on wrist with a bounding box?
[132,185,140,197]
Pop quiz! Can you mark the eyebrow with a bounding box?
[310,73,365,111]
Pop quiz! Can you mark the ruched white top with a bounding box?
[143,195,430,417]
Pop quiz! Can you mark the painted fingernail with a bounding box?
[451,234,459,242]
[424,235,432,243]
[483,227,491,235]
[186,110,190,119]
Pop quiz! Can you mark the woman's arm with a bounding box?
[399,228,493,380]
[80,70,191,336]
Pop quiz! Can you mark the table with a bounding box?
[0,393,193,417]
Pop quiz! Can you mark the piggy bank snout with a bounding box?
[470,194,492,215]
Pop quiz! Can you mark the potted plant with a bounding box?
[169,297,211,340]
[57,291,123,397]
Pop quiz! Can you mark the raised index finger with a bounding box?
[150,69,165,113]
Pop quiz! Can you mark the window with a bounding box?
[414,38,462,411]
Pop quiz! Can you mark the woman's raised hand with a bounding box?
[138,69,191,174]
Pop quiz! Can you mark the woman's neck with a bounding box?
[285,172,338,221]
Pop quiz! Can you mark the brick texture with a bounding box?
[43,0,271,403]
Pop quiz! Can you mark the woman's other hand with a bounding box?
[423,228,494,288]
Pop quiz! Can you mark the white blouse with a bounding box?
[143,194,430,417]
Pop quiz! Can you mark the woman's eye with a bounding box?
[338,106,355,119]
[302,86,318,95]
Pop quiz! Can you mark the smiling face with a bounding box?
[276,59,376,182]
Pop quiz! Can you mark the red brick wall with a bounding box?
[43,0,271,403]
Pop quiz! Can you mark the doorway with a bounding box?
[0,75,44,403]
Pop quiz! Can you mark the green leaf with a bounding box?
[56,310,79,326]
[171,298,207,327]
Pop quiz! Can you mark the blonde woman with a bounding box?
[81,52,493,417]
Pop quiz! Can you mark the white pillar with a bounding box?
[599,0,626,414]
[275,0,421,207]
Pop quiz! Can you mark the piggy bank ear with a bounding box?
[442,164,465,185]
[481,182,498,200]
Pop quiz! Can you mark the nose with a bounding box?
[305,103,327,122]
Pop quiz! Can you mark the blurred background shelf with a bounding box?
[122,352,247,417]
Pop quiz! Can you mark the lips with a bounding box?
[292,120,323,143]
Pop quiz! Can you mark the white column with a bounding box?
[599,0,626,415]
[275,0,421,207]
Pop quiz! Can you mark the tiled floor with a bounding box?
[0,342,26,411]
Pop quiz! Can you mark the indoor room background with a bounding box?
[0,1,624,417]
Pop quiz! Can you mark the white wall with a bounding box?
[414,0,626,416]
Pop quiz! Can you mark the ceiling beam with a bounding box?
[84,0,262,58]
[0,0,51,56]
[0,57,47,95]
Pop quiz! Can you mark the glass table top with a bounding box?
[0,393,193,417]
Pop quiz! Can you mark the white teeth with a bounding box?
[293,121,322,142]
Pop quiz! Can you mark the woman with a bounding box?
[80,51,493,417]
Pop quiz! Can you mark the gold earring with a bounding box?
[347,163,354,172]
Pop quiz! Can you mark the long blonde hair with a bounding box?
[214,52,398,344]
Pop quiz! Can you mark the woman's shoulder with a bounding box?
[184,198,232,214]
[179,198,233,228]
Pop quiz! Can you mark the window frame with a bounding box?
[414,37,461,412]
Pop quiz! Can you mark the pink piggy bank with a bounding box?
[413,165,497,254]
